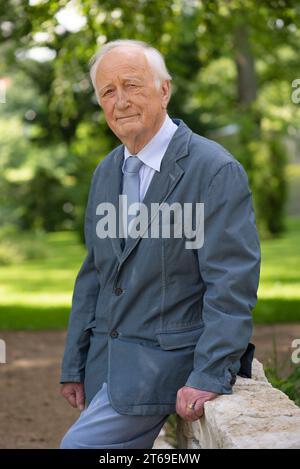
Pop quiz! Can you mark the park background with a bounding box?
[0,0,299,448]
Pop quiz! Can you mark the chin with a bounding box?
[117,121,141,133]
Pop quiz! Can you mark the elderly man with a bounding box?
[60,39,260,449]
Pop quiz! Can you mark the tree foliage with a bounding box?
[1,0,299,236]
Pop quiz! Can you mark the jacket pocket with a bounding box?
[107,329,202,412]
[156,324,204,350]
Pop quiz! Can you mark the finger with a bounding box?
[193,400,204,418]
[181,396,202,421]
[176,389,184,416]
[177,390,189,418]
[182,411,196,422]
[66,391,77,408]
[75,388,85,411]
[181,402,197,421]
[187,406,200,421]
[178,393,193,420]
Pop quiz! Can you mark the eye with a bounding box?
[103,89,113,96]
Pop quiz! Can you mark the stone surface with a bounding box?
[153,427,174,449]
[0,330,298,449]
[177,359,300,449]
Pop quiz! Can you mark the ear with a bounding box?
[161,80,171,109]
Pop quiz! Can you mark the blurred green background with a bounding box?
[1,0,300,448]
[1,0,299,330]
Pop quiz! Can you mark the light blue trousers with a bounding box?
[60,382,170,449]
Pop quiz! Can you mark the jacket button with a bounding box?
[110,330,119,338]
[114,287,123,296]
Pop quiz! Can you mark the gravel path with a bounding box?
[0,324,299,449]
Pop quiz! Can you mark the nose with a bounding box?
[115,88,129,110]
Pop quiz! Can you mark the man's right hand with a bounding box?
[61,382,85,411]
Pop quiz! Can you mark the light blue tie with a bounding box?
[121,156,143,246]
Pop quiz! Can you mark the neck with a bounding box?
[123,112,167,155]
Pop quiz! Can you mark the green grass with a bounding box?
[266,366,300,407]
[286,163,300,217]
[0,218,299,330]
[253,217,300,323]
[0,231,85,330]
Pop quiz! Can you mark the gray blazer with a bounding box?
[60,119,260,416]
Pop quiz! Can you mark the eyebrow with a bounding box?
[99,84,113,94]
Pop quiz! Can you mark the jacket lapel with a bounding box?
[106,119,193,266]
[106,144,125,262]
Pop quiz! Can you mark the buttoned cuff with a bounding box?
[60,372,84,384]
[185,368,236,394]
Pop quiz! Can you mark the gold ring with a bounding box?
[187,402,195,410]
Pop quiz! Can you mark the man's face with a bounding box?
[95,47,170,145]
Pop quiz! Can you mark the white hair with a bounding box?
[89,39,172,101]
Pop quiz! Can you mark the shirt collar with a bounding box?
[122,114,178,173]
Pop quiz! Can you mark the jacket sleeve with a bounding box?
[60,170,100,383]
[185,161,261,394]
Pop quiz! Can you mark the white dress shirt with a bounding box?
[122,114,178,201]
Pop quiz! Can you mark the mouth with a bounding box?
[116,115,139,121]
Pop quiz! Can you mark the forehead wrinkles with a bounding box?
[99,64,147,82]
[96,50,153,85]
